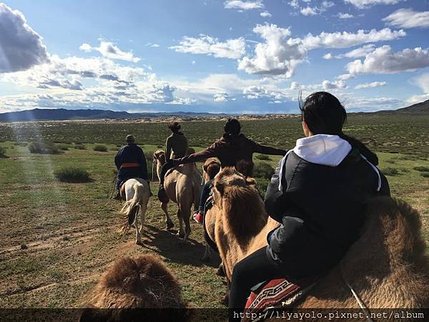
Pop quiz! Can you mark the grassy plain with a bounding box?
[0,113,428,311]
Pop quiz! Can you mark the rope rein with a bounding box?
[340,262,374,322]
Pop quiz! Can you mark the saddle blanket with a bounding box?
[243,277,318,322]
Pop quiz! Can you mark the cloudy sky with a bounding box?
[0,0,428,114]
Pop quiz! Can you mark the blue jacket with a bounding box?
[264,135,389,279]
[115,143,148,181]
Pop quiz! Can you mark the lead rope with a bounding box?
[340,262,375,322]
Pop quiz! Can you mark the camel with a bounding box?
[80,254,189,322]
[205,167,429,314]
[153,149,202,241]
[119,178,151,245]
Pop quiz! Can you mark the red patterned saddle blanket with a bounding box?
[243,277,318,321]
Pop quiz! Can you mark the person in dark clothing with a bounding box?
[158,118,286,202]
[228,92,390,320]
[165,122,188,161]
[113,135,149,199]
[193,159,221,224]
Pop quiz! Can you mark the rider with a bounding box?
[165,121,188,161]
[228,92,390,320]
[113,135,149,199]
[158,118,286,202]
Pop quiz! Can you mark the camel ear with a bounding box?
[215,181,225,196]
[246,177,256,186]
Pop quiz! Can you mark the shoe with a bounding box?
[193,211,203,224]
[157,186,169,203]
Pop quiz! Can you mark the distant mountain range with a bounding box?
[0,108,222,122]
[0,99,428,122]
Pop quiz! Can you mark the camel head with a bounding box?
[81,255,189,321]
[153,150,166,166]
[202,158,221,181]
[213,167,267,244]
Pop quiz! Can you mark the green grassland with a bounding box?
[0,114,428,310]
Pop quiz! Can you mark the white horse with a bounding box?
[119,178,151,245]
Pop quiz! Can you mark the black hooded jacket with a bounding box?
[264,134,389,279]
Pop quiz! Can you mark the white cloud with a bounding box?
[344,0,402,9]
[0,3,49,73]
[325,44,377,60]
[299,1,334,16]
[355,81,386,89]
[260,11,272,18]
[224,0,264,10]
[302,28,405,50]
[338,13,354,19]
[213,93,229,102]
[322,80,347,89]
[301,7,317,16]
[383,8,429,29]
[323,53,334,60]
[79,40,140,63]
[408,73,429,103]
[238,24,306,76]
[170,35,246,59]
[347,46,429,74]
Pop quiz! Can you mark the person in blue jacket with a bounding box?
[228,91,390,320]
[113,135,149,199]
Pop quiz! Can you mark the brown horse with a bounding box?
[80,255,189,322]
[205,168,429,312]
[153,149,202,240]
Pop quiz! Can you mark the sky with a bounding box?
[0,0,428,114]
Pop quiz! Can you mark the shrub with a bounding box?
[253,162,275,180]
[382,167,400,176]
[93,145,108,152]
[0,146,7,158]
[54,167,91,183]
[413,166,429,172]
[57,144,70,151]
[255,154,271,161]
[74,143,86,150]
[421,172,429,178]
[28,142,60,154]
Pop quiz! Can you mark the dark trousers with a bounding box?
[116,168,147,190]
[229,247,287,321]
[198,180,213,213]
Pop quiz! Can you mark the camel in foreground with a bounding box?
[153,149,202,240]
[80,255,189,322]
[205,168,429,314]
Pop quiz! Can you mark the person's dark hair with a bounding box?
[168,122,181,134]
[299,91,346,136]
[126,134,135,144]
[223,118,241,139]
[300,91,378,165]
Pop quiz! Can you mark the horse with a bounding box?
[119,178,151,245]
[205,167,429,315]
[80,255,189,322]
[153,149,202,241]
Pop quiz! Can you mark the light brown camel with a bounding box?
[153,149,202,240]
[205,167,429,313]
[80,254,189,322]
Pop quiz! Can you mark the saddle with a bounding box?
[242,276,318,322]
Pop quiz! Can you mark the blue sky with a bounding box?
[0,0,428,114]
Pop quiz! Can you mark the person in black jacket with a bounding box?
[113,135,149,199]
[228,92,390,320]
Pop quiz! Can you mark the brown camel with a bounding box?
[205,167,429,313]
[80,254,189,322]
[153,149,202,240]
